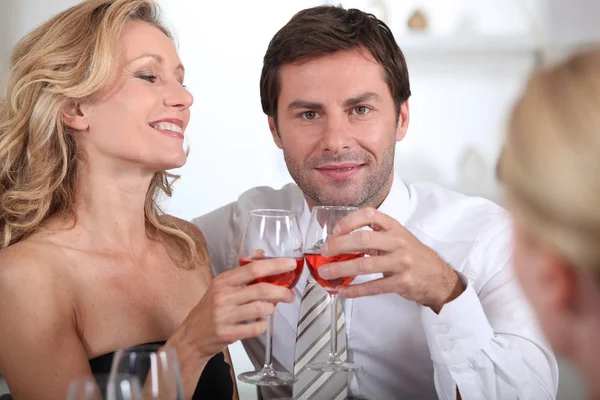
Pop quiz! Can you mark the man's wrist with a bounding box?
[428,267,466,314]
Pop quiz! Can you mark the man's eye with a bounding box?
[302,111,318,120]
[353,106,370,115]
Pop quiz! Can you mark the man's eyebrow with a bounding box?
[286,92,380,111]
[343,92,380,107]
[287,100,325,111]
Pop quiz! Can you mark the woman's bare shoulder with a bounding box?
[0,240,77,349]
[0,240,88,399]
[0,240,59,275]
[0,240,73,299]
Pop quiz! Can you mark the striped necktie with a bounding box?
[292,278,348,400]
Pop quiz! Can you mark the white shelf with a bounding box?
[397,33,540,57]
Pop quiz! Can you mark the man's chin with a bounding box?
[294,172,367,206]
[310,189,365,207]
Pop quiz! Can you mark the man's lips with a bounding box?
[318,163,362,170]
[316,163,364,180]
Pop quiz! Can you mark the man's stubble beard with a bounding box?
[282,143,396,209]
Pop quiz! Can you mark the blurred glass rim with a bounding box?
[249,209,299,218]
[114,343,177,355]
[311,206,359,212]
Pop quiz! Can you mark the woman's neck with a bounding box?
[70,165,155,255]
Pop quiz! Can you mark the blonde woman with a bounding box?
[499,49,600,398]
[0,1,296,399]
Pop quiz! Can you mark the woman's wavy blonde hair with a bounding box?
[499,49,600,276]
[0,0,206,268]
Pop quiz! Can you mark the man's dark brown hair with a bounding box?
[260,5,411,125]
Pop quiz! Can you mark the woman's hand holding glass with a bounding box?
[177,257,297,357]
[166,243,296,367]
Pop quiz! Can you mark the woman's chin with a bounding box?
[143,159,186,174]
[155,153,187,171]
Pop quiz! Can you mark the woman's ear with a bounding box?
[62,100,89,131]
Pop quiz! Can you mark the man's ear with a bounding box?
[62,100,89,131]
[396,100,410,142]
[268,116,283,149]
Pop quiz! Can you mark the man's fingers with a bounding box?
[338,277,398,298]
[324,230,407,257]
[333,207,397,235]
[319,254,400,280]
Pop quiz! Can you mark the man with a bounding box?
[194,5,558,400]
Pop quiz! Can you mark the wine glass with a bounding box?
[237,209,304,386]
[66,374,142,400]
[110,344,184,399]
[304,206,363,372]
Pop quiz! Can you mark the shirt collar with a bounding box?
[377,173,412,226]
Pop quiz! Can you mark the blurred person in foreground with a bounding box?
[499,49,600,399]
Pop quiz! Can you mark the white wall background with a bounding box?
[2,0,600,398]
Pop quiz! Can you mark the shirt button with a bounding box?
[443,342,454,352]
[438,324,450,334]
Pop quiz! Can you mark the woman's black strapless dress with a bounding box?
[89,342,234,400]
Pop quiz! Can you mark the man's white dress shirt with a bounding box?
[193,176,558,400]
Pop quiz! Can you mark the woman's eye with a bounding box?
[138,74,157,83]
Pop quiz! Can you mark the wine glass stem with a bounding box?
[329,293,338,362]
[263,312,275,373]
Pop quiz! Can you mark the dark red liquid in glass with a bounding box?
[239,257,304,290]
[304,253,364,293]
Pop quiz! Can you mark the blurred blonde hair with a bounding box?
[0,0,206,268]
[499,49,600,274]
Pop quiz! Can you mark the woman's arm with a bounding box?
[0,246,92,400]
[186,222,238,399]
[223,347,239,400]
